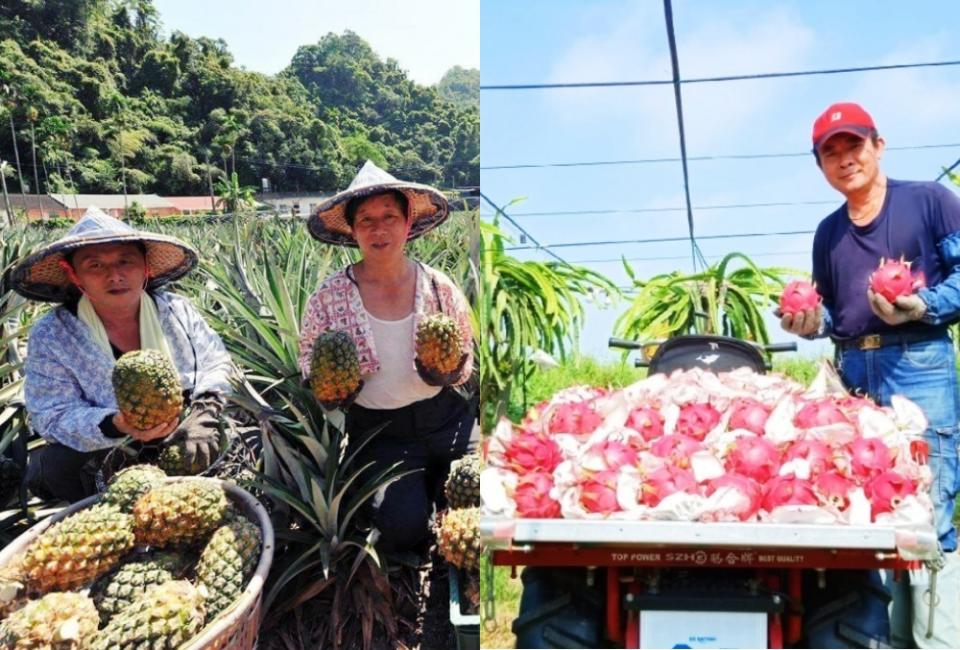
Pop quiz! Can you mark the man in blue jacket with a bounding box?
[782,102,960,648]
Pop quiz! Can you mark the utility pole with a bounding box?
[205,151,215,212]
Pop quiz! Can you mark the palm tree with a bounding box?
[216,172,256,214]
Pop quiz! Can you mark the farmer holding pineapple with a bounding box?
[14,207,234,502]
[298,160,477,552]
[781,102,960,648]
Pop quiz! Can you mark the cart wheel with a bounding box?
[513,567,604,649]
[803,569,891,648]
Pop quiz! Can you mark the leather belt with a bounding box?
[838,330,948,351]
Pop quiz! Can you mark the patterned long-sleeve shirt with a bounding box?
[298,262,474,385]
[24,291,234,452]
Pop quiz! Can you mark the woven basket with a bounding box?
[0,478,274,650]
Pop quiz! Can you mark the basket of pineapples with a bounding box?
[0,471,274,649]
[438,453,481,650]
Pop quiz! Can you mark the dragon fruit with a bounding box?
[503,433,563,474]
[650,434,703,468]
[815,471,856,509]
[728,398,772,435]
[864,470,917,518]
[762,476,818,511]
[584,440,638,471]
[847,438,894,482]
[706,474,762,521]
[675,402,721,440]
[626,406,665,442]
[580,470,621,514]
[641,465,698,507]
[779,280,821,316]
[869,257,926,303]
[726,436,781,483]
[794,399,849,429]
[549,401,603,436]
[514,472,561,518]
[783,439,833,477]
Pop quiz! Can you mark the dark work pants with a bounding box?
[25,443,106,503]
[345,387,478,552]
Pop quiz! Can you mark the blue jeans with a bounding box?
[837,335,960,552]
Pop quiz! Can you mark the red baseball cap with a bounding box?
[811,102,876,152]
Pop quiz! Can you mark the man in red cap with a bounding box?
[782,102,960,648]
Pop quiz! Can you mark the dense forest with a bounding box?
[0,0,480,197]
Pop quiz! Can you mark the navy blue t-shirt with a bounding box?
[812,179,960,339]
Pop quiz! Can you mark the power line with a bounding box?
[479,199,839,218]
[505,229,816,252]
[569,249,813,265]
[480,143,960,171]
[481,59,960,91]
[938,156,960,182]
[480,191,574,267]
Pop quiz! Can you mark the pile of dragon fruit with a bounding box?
[482,365,934,528]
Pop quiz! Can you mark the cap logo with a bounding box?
[830,111,843,122]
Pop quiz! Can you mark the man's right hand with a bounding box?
[778,305,823,337]
[112,413,178,442]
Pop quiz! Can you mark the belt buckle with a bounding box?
[859,334,882,350]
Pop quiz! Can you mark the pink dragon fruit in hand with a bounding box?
[727,398,772,435]
[726,436,781,483]
[846,437,894,482]
[869,257,926,303]
[626,406,665,442]
[793,398,850,429]
[779,280,821,316]
[503,432,563,474]
[580,470,621,514]
[641,465,698,507]
[514,472,562,518]
[815,471,857,510]
[585,439,638,471]
[549,401,604,436]
[762,476,818,512]
[784,439,833,477]
[864,470,917,519]
[650,434,704,468]
[707,473,762,521]
[675,402,722,440]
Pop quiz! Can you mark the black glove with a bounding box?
[169,396,223,472]
[415,354,468,387]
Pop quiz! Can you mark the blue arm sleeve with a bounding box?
[919,230,960,325]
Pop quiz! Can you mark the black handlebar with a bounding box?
[763,342,798,353]
[611,336,797,354]
[608,337,642,350]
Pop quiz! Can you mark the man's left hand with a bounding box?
[868,289,927,326]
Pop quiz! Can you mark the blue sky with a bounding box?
[481,0,960,360]
[153,0,480,85]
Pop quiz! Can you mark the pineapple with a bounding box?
[415,314,463,374]
[0,592,98,649]
[132,480,228,548]
[195,520,261,621]
[112,350,184,430]
[20,505,136,594]
[89,552,191,625]
[157,443,208,476]
[437,507,480,570]
[89,580,205,650]
[101,464,166,512]
[308,331,361,404]
[444,453,481,509]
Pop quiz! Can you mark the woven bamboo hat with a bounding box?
[308,160,449,246]
[12,207,198,302]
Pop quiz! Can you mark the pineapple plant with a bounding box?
[112,350,184,430]
[437,507,480,571]
[89,580,205,650]
[19,505,136,594]
[415,313,463,375]
[195,520,261,621]
[89,552,191,625]
[444,452,480,509]
[308,330,361,404]
[0,591,98,649]
[100,464,166,512]
[132,480,228,548]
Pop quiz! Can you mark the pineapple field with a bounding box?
[0,208,479,649]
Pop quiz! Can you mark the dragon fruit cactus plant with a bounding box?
[514,472,562,518]
[675,402,721,440]
[869,257,925,303]
[728,398,772,435]
[726,436,781,483]
[779,280,821,316]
